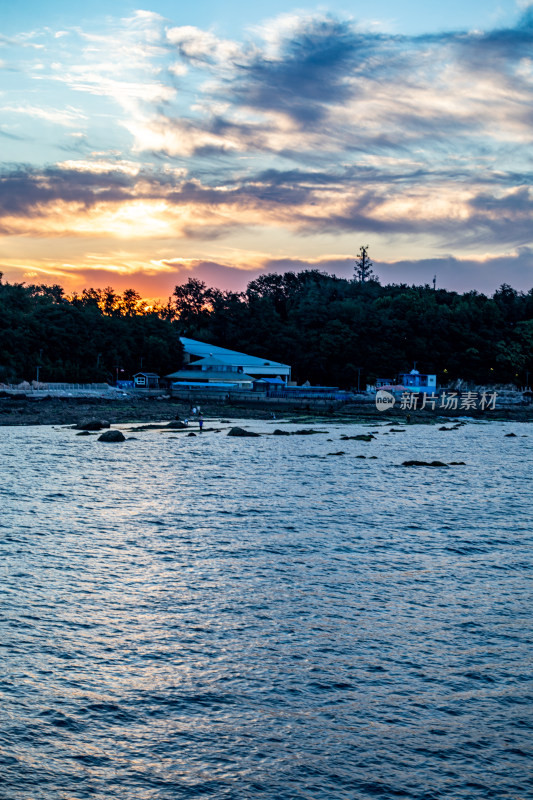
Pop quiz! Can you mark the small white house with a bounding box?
[133,372,160,389]
[398,369,437,391]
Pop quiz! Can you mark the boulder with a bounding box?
[272,429,290,435]
[76,418,110,431]
[292,429,323,435]
[75,430,91,436]
[341,434,375,442]
[402,460,448,467]
[187,432,196,437]
[97,430,126,442]
[327,451,345,456]
[505,433,517,437]
[227,427,260,437]
[167,420,188,429]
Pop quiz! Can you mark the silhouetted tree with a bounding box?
[354,245,375,283]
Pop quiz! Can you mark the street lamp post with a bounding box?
[36,348,43,384]
[115,366,124,386]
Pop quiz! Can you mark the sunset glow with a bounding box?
[1,1,532,296]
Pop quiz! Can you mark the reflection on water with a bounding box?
[0,419,532,799]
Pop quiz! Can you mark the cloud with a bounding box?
[375,248,533,294]
[2,104,87,127]
[3,248,531,299]
[1,9,532,285]
[228,17,366,126]
[166,25,240,65]
[0,159,531,253]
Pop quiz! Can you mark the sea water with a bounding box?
[0,419,531,799]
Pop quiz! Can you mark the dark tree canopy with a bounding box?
[0,270,532,388]
[0,279,183,384]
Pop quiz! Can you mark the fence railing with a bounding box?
[0,382,112,393]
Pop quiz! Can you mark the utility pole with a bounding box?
[36,349,43,383]
[433,275,437,290]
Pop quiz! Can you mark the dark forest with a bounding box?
[1,271,532,388]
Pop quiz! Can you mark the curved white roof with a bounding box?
[180,337,290,375]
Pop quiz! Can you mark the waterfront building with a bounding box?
[398,369,437,392]
[133,372,160,389]
[166,337,291,386]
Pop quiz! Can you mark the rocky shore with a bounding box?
[0,393,532,427]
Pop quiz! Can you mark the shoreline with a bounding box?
[1,395,532,427]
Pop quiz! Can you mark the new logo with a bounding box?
[375,390,396,411]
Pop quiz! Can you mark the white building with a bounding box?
[165,337,291,386]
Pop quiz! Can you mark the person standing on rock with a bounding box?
[198,414,204,432]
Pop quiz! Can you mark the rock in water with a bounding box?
[402,460,449,467]
[167,420,188,429]
[227,427,261,437]
[75,431,91,436]
[272,429,290,435]
[97,430,126,442]
[76,419,110,431]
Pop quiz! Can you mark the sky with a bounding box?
[1,0,533,298]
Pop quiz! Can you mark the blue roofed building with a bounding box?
[165,337,291,388]
[398,369,437,392]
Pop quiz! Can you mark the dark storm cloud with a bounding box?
[0,166,135,216]
[229,18,373,125]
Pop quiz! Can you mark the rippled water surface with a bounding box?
[1,418,532,800]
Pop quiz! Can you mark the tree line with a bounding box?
[0,269,532,387]
[0,279,182,384]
